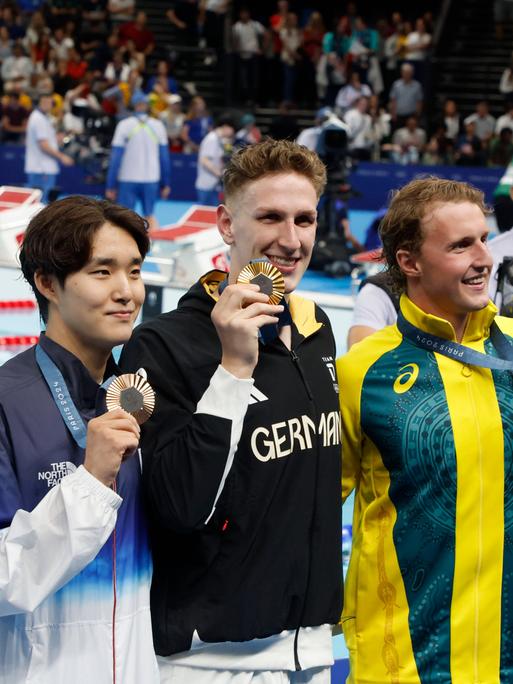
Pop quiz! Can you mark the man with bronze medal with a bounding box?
[338,177,513,683]
[0,196,159,683]
[121,140,342,683]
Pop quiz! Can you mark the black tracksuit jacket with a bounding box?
[120,272,342,662]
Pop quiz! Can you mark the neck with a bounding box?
[45,323,109,383]
[407,292,468,341]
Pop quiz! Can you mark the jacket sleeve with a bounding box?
[120,324,254,533]
[0,464,121,616]
[336,355,362,503]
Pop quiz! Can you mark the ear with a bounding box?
[395,249,422,280]
[33,271,60,307]
[217,204,234,246]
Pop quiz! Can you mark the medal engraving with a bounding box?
[106,374,155,425]
[237,261,285,305]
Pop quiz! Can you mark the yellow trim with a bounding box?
[200,270,228,301]
[437,348,504,683]
[338,325,421,684]
[287,294,322,338]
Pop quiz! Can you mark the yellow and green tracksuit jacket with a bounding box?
[337,295,513,684]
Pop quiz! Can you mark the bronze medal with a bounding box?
[236,260,285,305]
[106,374,155,425]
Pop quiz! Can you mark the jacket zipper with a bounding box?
[290,348,318,670]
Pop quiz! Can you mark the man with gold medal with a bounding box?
[121,139,342,684]
[0,196,159,683]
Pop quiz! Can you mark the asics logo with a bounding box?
[393,363,419,394]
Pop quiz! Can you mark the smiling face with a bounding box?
[396,201,492,336]
[41,222,145,360]
[217,172,318,295]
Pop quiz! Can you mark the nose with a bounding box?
[278,218,301,252]
[474,239,493,271]
[112,273,133,303]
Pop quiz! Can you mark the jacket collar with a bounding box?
[38,334,119,411]
[200,270,322,340]
[400,294,497,343]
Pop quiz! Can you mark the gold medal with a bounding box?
[106,374,155,425]
[236,260,285,305]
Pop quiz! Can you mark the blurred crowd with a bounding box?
[1,0,513,171]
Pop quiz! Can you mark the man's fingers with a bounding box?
[235,302,283,320]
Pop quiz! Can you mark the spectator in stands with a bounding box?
[388,62,423,127]
[166,1,199,47]
[49,26,74,61]
[1,91,29,143]
[0,26,12,65]
[119,11,155,57]
[181,95,212,153]
[496,101,513,134]
[24,10,48,59]
[320,16,351,105]
[145,60,178,96]
[455,120,485,166]
[200,0,230,66]
[404,17,431,83]
[0,6,26,41]
[66,47,88,85]
[53,57,76,96]
[280,11,302,105]
[335,70,371,116]
[345,95,373,160]
[104,49,130,84]
[443,98,461,141]
[368,93,391,159]
[489,127,513,166]
[2,42,32,91]
[349,15,379,85]
[383,21,401,96]
[300,11,325,106]
[395,20,412,65]
[235,112,261,146]
[194,112,235,205]
[232,7,265,105]
[121,38,146,73]
[108,0,135,25]
[390,114,426,164]
[464,100,496,147]
[159,94,185,151]
[25,92,74,202]
[106,92,171,230]
[499,51,513,103]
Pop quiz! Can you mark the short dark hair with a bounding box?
[20,195,149,322]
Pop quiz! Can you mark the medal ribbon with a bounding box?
[35,345,114,449]
[397,311,513,370]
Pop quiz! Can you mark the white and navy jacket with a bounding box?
[0,335,158,684]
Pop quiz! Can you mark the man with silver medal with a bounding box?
[0,196,159,684]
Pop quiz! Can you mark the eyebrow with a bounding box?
[255,207,317,216]
[88,256,142,267]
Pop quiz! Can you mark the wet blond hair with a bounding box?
[379,176,488,291]
[223,138,327,203]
